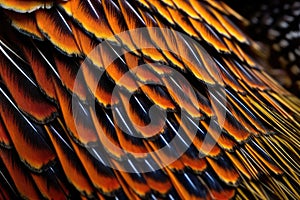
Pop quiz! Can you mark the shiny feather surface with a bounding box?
[0,0,299,199]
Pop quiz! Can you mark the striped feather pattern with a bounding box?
[0,0,299,199]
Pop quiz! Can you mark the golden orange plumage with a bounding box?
[0,0,299,199]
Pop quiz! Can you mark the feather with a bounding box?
[0,0,299,199]
[0,0,54,13]
[0,87,55,171]
[0,35,57,123]
[0,148,41,199]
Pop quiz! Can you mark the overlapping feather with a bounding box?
[0,0,299,199]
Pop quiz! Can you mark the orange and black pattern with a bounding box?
[0,0,299,199]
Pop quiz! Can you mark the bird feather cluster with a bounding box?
[0,0,299,199]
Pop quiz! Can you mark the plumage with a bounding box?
[225,0,300,94]
[0,0,299,199]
